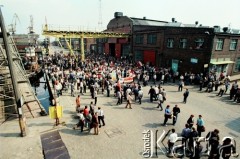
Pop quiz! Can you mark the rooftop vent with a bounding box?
[143,17,146,20]
[114,12,123,18]
[195,21,199,25]
[172,18,175,22]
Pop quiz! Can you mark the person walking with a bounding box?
[172,105,180,125]
[183,89,189,103]
[138,89,143,104]
[157,93,163,111]
[94,89,98,105]
[75,95,81,112]
[116,91,121,105]
[163,105,172,126]
[98,107,105,128]
[196,115,204,137]
[125,92,133,109]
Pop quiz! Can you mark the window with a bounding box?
[179,38,187,49]
[195,38,204,49]
[230,39,238,50]
[216,39,224,50]
[234,57,240,72]
[135,34,143,44]
[167,38,174,48]
[134,50,143,61]
[147,34,157,44]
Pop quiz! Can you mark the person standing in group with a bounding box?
[148,86,155,102]
[181,124,191,144]
[157,92,163,111]
[98,107,105,128]
[80,80,84,95]
[196,115,204,137]
[187,115,194,128]
[71,82,75,97]
[206,129,220,158]
[172,105,180,126]
[163,105,172,126]
[94,89,98,105]
[125,92,133,109]
[178,80,184,92]
[138,89,143,104]
[168,129,178,154]
[75,95,81,112]
[91,112,99,135]
[189,127,199,153]
[183,89,189,103]
[73,110,85,132]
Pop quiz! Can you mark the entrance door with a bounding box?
[109,43,115,57]
[171,59,179,73]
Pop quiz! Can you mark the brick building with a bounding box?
[102,12,240,75]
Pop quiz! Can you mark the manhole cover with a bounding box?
[105,128,124,138]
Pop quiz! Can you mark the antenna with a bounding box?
[98,0,102,29]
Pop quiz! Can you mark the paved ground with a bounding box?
[0,81,240,159]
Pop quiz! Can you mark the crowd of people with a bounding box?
[43,51,238,158]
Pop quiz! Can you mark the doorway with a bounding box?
[109,43,115,57]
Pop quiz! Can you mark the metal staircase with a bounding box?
[0,33,45,123]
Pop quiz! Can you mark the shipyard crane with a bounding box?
[28,15,34,33]
[8,13,21,34]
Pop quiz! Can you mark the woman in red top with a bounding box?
[91,112,99,135]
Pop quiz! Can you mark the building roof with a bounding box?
[130,17,168,26]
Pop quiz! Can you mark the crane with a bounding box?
[28,15,34,33]
[8,13,21,34]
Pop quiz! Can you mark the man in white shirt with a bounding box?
[138,89,143,104]
[98,107,105,128]
[168,129,178,154]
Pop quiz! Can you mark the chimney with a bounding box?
[143,17,146,20]
[172,18,175,22]
[195,21,198,25]
[223,27,228,32]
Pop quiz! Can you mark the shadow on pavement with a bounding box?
[28,122,54,127]
[142,123,161,128]
[0,133,20,137]
[225,117,240,133]
[60,128,90,136]
[141,107,157,111]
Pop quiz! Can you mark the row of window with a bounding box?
[135,34,238,51]
[216,39,238,51]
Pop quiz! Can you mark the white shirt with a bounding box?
[98,109,104,116]
[158,93,163,101]
[169,133,178,143]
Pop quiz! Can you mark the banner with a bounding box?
[49,106,63,119]
[119,77,134,83]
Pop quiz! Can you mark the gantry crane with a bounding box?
[42,24,129,61]
[8,13,21,34]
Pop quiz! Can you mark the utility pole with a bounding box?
[0,7,27,137]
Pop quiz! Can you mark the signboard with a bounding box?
[190,58,198,63]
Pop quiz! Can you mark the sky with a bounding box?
[1,0,240,39]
